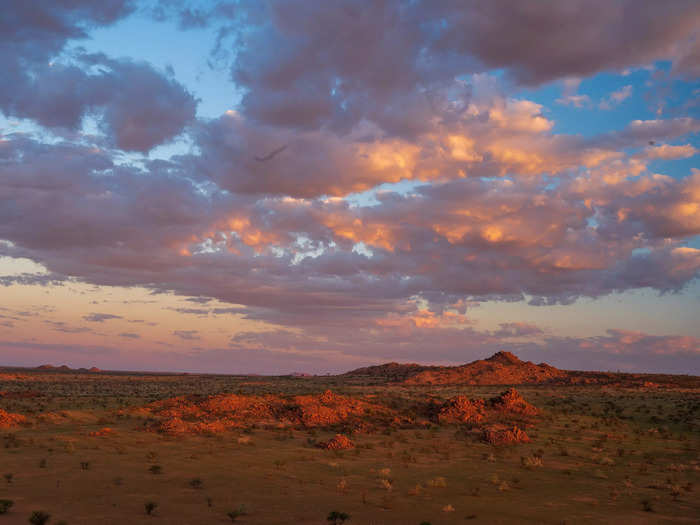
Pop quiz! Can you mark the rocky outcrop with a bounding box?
[404,352,567,386]
[482,425,531,445]
[318,433,354,450]
[88,427,115,437]
[0,409,27,428]
[488,387,539,417]
[136,390,392,435]
[435,396,485,424]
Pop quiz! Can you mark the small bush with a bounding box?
[641,499,654,512]
[0,499,13,514]
[521,455,543,469]
[144,501,158,516]
[427,477,447,488]
[29,511,51,525]
[327,510,350,524]
[227,505,248,522]
[189,477,203,489]
[4,473,13,484]
[148,465,162,475]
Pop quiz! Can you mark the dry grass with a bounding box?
[0,368,698,524]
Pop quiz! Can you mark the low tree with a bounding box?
[29,511,51,525]
[0,500,13,514]
[327,510,350,524]
[145,502,158,516]
[227,505,248,522]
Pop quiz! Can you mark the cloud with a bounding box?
[44,320,93,334]
[201,0,700,133]
[556,94,592,108]
[492,323,544,338]
[0,2,196,152]
[0,0,698,372]
[610,85,633,103]
[185,296,212,304]
[643,143,698,160]
[0,273,66,287]
[599,85,633,110]
[224,322,700,374]
[2,125,699,331]
[83,313,123,322]
[173,330,200,340]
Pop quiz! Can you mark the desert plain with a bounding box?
[0,352,698,525]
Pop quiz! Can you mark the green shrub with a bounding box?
[29,510,51,525]
[144,501,158,516]
[327,510,350,524]
[227,504,248,522]
[189,477,203,489]
[0,500,13,514]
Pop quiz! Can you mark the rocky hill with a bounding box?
[35,364,102,373]
[345,351,700,387]
[402,351,567,385]
[343,361,439,381]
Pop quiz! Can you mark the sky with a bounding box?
[0,0,699,375]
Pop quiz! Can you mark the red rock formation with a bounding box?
[436,395,485,424]
[137,390,391,435]
[88,427,115,437]
[318,433,354,450]
[403,352,567,385]
[0,390,42,399]
[0,409,27,428]
[344,362,438,381]
[488,388,539,417]
[482,425,530,445]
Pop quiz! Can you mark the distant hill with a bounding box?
[36,364,71,371]
[35,364,101,373]
[344,351,698,387]
[343,361,441,381]
[402,351,567,385]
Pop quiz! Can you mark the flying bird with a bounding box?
[254,145,288,162]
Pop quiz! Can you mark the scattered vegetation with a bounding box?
[144,501,158,516]
[0,500,13,514]
[226,505,248,522]
[327,510,350,524]
[29,511,51,525]
[0,357,698,523]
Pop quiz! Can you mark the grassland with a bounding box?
[1,368,699,524]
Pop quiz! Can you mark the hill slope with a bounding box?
[345,351,699,387]
[402,351,567,385]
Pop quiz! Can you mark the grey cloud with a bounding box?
[202,0,700,133]
[173,330,200,340]
[0,2,196,152]
[83,313,123,322]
